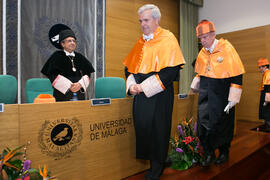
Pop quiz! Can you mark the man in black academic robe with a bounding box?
[123,4,185,180]
[258,58,270,131]
[41,29,95,101]
[191,20,245,166]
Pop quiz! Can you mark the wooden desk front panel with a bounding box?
[18,98,148,179]
[0,96,195,179]
[0,104,19,150]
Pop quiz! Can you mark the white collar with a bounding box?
[143,33,154,42]
[64,50,75,57]
[205,39,218,54]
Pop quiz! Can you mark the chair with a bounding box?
[95,77,126,99]
[26,78,54,103]
[0,75,17,104]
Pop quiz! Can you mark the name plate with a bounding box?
[178,93,188,99]
[91,98,111,106]
[0,103,4,112]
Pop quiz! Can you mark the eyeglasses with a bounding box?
[64,39,76,43]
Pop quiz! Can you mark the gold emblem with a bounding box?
[38,117,83,160]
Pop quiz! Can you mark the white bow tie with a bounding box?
[143,34,154,41]
[64,50,75,57]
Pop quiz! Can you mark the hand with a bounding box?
[135,84,143,93]
[129,84,143,95]
[70,82,82,92]
[224,101,237,114]
[129,84,139,95]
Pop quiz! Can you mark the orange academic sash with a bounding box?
[195,38,245,79]
[259,69,270,91]
[123,27,185,74]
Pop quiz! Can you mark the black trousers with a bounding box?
[145,160,164,180]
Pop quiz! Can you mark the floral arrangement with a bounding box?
[0,142,55,180]
[0,145,24,180]
[168,117,203,170]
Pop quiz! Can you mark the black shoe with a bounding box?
[144,169,151,179]
[144,173,159,180]
[215,153,229,165]
[164,157,172,168]
[145,177,159,180]
[145,160,163,180]
[201,154,215,167]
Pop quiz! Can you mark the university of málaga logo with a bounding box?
[38,117,83,160]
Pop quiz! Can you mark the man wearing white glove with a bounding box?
[257,58,270,131]
[192,20,245,167]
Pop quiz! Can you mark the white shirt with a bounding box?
[64,50,75,57]
[205,39,219,54]
[143,33,154,42]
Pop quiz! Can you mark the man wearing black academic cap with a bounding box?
[41,29,95,101]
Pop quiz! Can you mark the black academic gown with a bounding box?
[197,75,242,153]
[41,51,95,101]
[259,85,270,128]
[125,66,180,162]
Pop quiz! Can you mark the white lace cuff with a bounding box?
[190,76,200,91]
[52,75,72,94]
[78,75,90,91]
[265,93,270,102]
[126,74,137,93]
[228,85,242,103]
[140,74,165,98]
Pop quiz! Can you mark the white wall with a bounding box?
[199,0,270,34]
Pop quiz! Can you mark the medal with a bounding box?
[217,56,223,63]
[68,56,76,72]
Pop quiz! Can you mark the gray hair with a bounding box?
[138,4,161,23]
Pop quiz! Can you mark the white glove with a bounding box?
[224,101,237,114]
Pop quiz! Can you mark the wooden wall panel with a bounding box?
[171,94,197,137]
[217,25,270,122]
[105,0,179,78]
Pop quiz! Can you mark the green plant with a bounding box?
[168,117,203,170]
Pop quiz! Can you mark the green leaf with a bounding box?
[28,168,39,174]
[9,159,23,169]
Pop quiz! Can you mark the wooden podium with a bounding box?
[0,95,196,179]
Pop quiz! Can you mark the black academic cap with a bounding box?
[59,29,76,43]
[49,24,71,49]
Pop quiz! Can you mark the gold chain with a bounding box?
[67,56,76,72]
